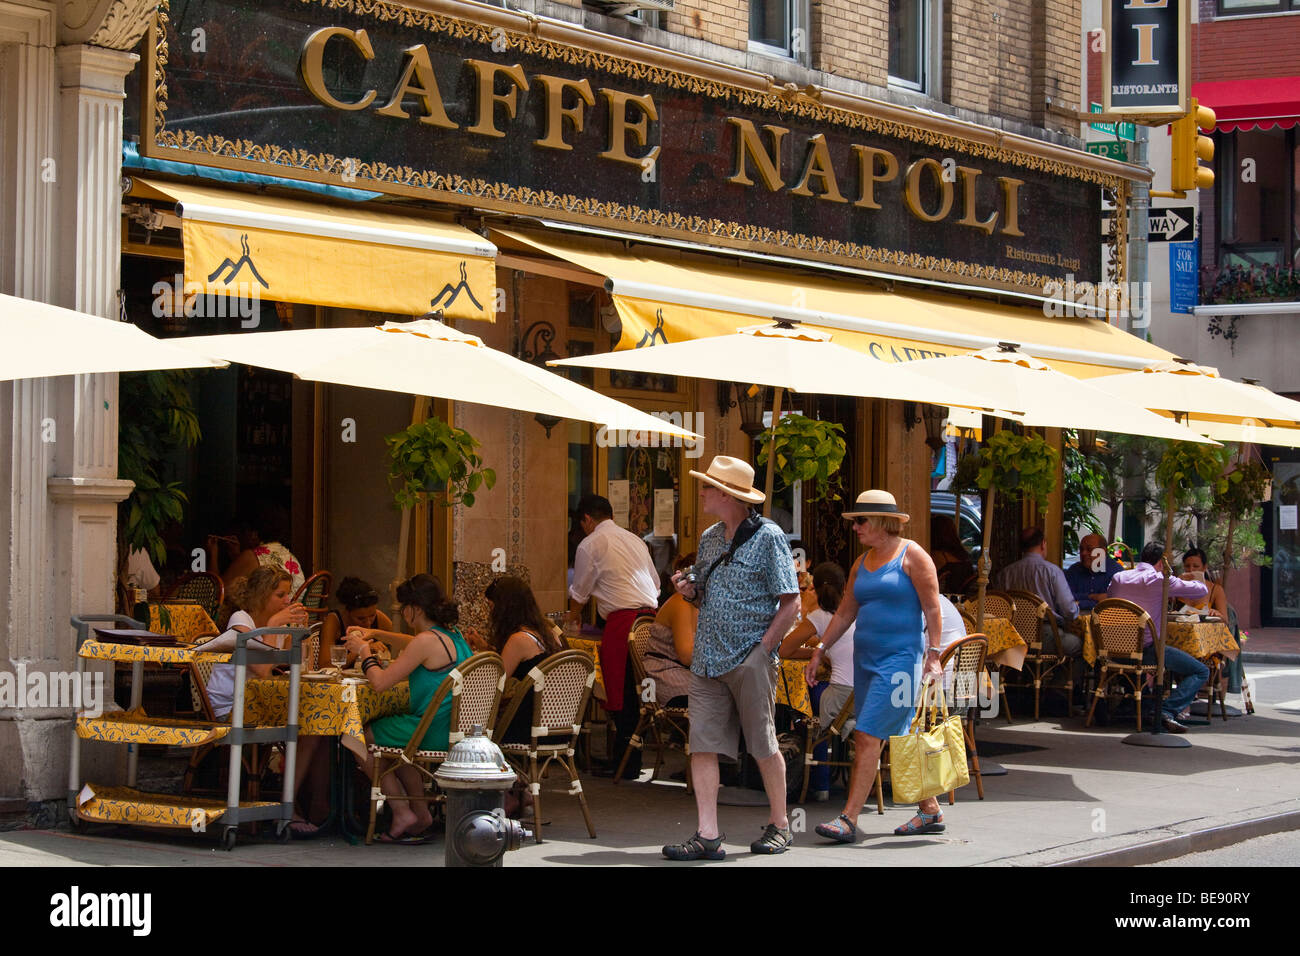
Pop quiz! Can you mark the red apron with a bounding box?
[599,607,654,712]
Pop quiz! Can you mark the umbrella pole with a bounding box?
[976,418,1001,630]
[763,386,784,520]
[1219,444,1244,596]
[1124,483,1189,747]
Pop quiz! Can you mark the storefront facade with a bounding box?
[3,0,1164,807]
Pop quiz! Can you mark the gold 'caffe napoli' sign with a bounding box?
[142,0,1117,292]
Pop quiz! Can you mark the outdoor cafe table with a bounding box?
[147,603,218,643]
[242,674,409,761]
[1072,616,1238,666]
[960,603,1028,670]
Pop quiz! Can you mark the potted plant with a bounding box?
[385,415,496,509]
[755,413,847,503]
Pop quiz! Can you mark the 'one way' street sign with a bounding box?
[1103,206,1195,243]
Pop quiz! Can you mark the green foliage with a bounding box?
[1212,458,1272,520]
[1062,434,1106,553]
[756,413,847,503]
[975,429,1059,514]
[386,416,496,509]
[1154,441,1231,501]
[118,370,202,566]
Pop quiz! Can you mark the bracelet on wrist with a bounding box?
[361,656,380,672]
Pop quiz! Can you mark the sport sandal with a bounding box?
[893,810,945,835]
[662,831,726,861]
[750,823,793,854]
[814,813,857,844]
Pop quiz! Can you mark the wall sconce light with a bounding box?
[716,381,768,438]
[903,401,948,451]
[519,320,562,438]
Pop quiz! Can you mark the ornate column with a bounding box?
[0,0,153,812]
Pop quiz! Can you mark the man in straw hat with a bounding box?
[662,455,800,860]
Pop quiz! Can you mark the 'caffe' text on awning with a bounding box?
[142,0,1108,293]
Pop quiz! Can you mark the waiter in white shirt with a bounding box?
[568,493,661,776]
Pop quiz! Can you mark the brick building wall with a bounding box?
[665,0,748,52]
[1192,11,1300,82]
[813,0,888,87]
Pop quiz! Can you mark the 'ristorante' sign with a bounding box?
[143,0,1112,292]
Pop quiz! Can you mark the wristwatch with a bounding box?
[924,646,941,656]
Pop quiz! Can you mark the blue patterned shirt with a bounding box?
[692,518,798,677]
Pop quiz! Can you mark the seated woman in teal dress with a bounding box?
[343,573,470,844]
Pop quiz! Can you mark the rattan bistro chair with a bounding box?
[293,571,333,620]
[940,634,988,803]
[615,616,691,789]
[1003,589,1075,720]
[977,591,1017,723]
[364,651,506,845]
[798,690,857,804]
[167,571,224,622]
[494,650,598,843]
[1086,599,1158,731]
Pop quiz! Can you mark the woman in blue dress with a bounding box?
[805,490,947,842]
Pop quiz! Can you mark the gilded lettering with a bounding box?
[903,158,954,223]
[955,166,997,234]
[466,60,529,138]
[599,89,660,168]
[997,176,1026,237]
[535,75,595,151]
[789,134,847,203]
[726,117,787,192]
[299,27,377,112]
[374,45,457,128]
[851,145,899,209]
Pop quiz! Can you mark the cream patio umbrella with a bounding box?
[178,317,699,441]
[550,321,1008,510]
[902,344,1218,638]
[0,292,226,380]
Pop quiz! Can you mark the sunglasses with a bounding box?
[852,516,871,526]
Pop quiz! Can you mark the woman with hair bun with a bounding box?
[343,573,471,843]
[318,576,393,669]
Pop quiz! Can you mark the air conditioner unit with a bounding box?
[587,0,675,15]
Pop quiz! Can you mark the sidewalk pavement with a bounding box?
[3,699,1298,867]
[1241,627,1300,664]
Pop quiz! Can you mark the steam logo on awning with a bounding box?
[636,308,668,348]
[207,234,269,289]
[430,261,483,313]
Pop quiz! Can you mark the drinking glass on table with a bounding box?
[330,645,347,670]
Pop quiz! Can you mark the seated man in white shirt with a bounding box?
[567,494,661,777]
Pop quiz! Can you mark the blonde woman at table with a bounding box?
[804,491,947,843]
[343,573,471,844]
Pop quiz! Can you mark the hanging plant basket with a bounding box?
[975,429,1059,514]
[386,416,496,510]
[756,413,847,503]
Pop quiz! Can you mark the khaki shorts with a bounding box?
[688,644,779,762]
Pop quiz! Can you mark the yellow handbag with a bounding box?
[888,680,969,804]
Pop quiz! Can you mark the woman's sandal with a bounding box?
[662,831,726,861]
[814,813,857,844]
[893,810,945,836]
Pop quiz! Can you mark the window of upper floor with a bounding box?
[1215,0,1300,17]
[889,0,933,94]
[749,0,808,62]
[1216,126,1299,270]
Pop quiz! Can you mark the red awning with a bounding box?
[1191,76,1300,133]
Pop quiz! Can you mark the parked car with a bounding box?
[930,491,983,562]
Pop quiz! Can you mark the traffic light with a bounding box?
[1170,98,1216,193]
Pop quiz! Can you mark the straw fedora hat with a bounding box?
[689,455,766,505]
[842,489,910,523]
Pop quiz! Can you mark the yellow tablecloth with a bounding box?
[776,660,812,716]
[79,638,230,665]
[1069,617,1099,666]
[242,676,410,759]
[1167,620,1239,661]
[961,603,1027,670]
[568,637,606,699]
[76,708,231,746]
[148,603,218,643]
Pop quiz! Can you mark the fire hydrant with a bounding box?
[434,725,531,867]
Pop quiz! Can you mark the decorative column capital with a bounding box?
[56,42,139,95]
[60,0,158,51]
[47,477,135,504]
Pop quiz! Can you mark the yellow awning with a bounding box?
[131,178,497,321]
[494,228,1173,377]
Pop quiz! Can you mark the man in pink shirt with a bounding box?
[1106,542,1210,733]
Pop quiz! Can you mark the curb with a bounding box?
[1242,652,1300,665]
[1045,808,1300,867]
